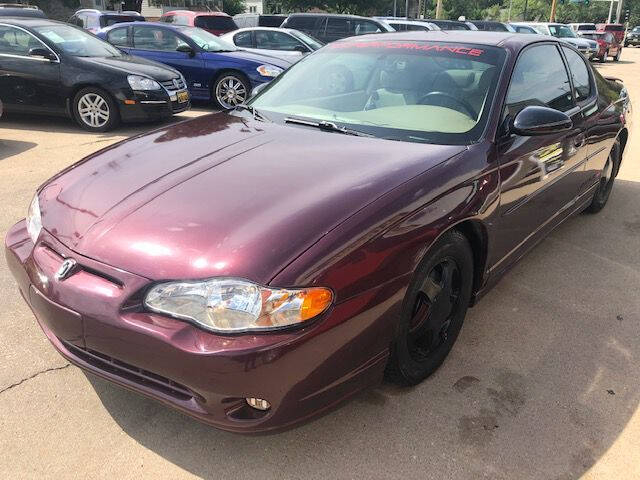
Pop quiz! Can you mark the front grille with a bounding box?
[64,341,193,401]
[160,77,186,91]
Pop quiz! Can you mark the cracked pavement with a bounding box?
[1,57,640,479]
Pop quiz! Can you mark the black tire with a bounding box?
[72,86,119,132]
[614,49,621,61]
[585,140,620,214]
[385,230,474,386]
[600,51,608,63]
[212,72,250,110]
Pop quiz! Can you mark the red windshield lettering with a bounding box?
[328,42,485,57]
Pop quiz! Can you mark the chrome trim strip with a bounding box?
[139,100,166,104]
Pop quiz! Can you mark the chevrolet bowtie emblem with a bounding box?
[55,258,77,281]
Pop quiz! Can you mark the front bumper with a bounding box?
[5,222,392,433]
[626,36,640,45]
[113,88,191,123]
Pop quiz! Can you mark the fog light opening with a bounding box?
[246,397,271,411]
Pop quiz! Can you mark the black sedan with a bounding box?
[0,18,190,131]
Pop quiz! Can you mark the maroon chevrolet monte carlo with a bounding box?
[5,31,631,433]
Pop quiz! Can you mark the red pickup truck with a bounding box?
[596,23,625,44]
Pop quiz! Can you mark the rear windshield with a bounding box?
[258,16,285,27]
[577,24,596,31]
[604,25,624,31]
[250,40,506,145]
[101,15,144,27]
[194,15,237,31]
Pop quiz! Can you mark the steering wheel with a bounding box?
[418,92,476,119]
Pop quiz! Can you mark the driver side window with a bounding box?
[506,44,574,119]
[133,27,188,51]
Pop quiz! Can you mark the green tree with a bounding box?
[223,0,247,16]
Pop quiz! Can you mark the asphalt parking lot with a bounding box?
[1,52,640,479]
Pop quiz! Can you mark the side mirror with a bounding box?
[293,45,308,53]
[511,105,572,136]
[29,47,57,62]
[176,45,195,57]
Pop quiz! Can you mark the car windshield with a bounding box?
[34,25,121,57]
[249,40,506,145]
[633,26,640,32]
[178,26,237,51]
[290,29,323,50]
[549,25,576,38]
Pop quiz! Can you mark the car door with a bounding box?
[490,43,589,273]
[129,25,203,88]
[0,24,62,114]
[254,29,306,57]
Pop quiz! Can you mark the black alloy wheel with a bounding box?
[386,230,474,386]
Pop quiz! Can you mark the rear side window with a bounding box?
[133,26,188,51]
[325,18,349,36]
[160,15,174,23]
[174,15,191,26]
[259,16,285,27]
[285,16,318,33]
[562,47,592,101]
[107,27,128,46]
[234,31,252,47]
[194,16,237,31]
[352,20,382,35]
[506,44,574,115]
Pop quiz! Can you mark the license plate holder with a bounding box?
[177,91,189,103]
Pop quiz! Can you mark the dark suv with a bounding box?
[281,13,393,43]
[68,9,145,34]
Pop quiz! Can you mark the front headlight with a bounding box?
[144,278,333,333]
[26,194,42,244]
[256,64,283,78]
[127,75,161,91]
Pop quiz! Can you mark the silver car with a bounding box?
[512,22,598,58]
[220,27,323,61]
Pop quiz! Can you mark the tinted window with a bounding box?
[68,15,83,27]
[605,25,624,31]
[194,16,237,31]
[515,25,535,33]
[0,25,44,56]
[133,26,188,51]
[326,18,349,36]
[506,44,574,115]
[107,27,128,46]
[255,30,302,51]
[159,15,173,23]
[234,31,252,47]
[285,16,318,32]
[577,24,596,31]
[562,47,591,101]
[259,16,285,27]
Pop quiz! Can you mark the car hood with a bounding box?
[38,113,466,283]
[79,55,179,81]
[205,49,293,68]
[559,37,591,48]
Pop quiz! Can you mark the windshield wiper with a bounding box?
[235,104,270,122]
[284,117,373,137]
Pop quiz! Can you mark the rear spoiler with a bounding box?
[604,76,624,83]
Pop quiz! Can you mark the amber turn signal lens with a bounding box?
[300,288,333,321]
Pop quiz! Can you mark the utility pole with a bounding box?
[550,0,558,22]
[393,0,397,17]
[405,0,409,18]
[607,0,614,23]
[435,0,443,19]
[616,0,624,23]
[523,0,528,21]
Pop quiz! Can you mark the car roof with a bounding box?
[287,12,381,20]
[335,30,552,48]
[162,10,229,17]
[0,7,45,17]
[0,16,59,26]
